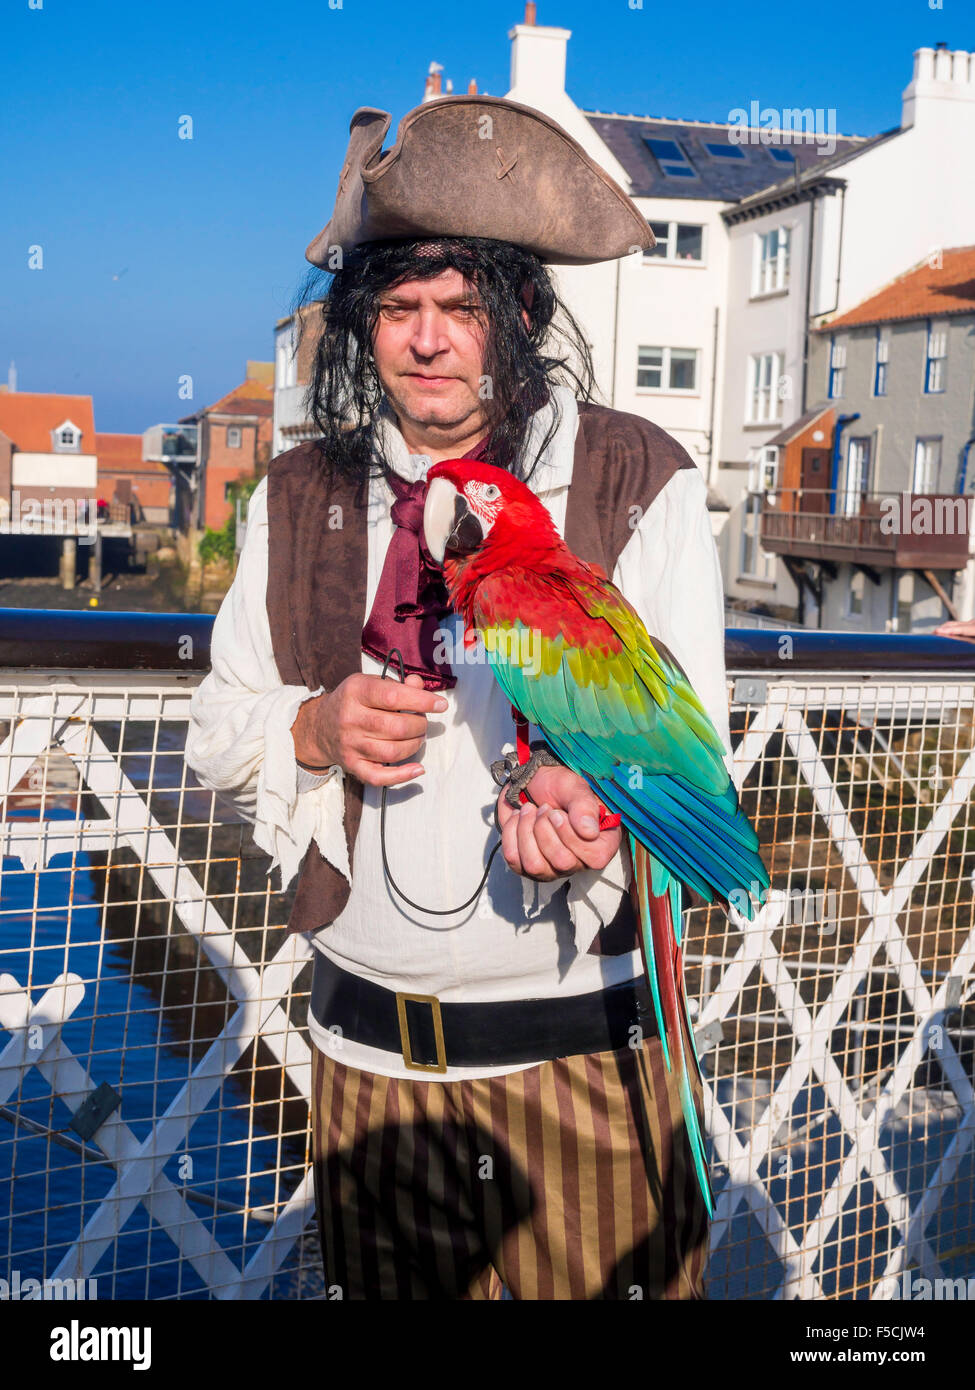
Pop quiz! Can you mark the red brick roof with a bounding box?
[206,379,274,417]
[95,432,169,478]
[818,246,975,330]
[0,393,96,452]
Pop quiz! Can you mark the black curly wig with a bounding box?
[289,235,598,487]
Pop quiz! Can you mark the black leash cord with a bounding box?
[378,648,505,916]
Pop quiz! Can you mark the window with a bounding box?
[895,573,914,632]
[754,226,791,295]
[846,571,865,619]
[275,322,298,390]
[53,420,81,452]
[637,347,663,389]
[675,224,704,261]
[646,222,670,257]
[645,137,697,179]
[227,426,242,448]
[705,141,745,160]
[873,328,889,396]
[644,220,704,263]
[768,147,796,164]
[747,446,779,492]
[747,351,783,423]
[828,338,846,399]
[740,493,774,580]
[924,320,947,393]
[636,346,699,393]
[841,437,871,516]
[668,348,698,390]
[913,437,942,493]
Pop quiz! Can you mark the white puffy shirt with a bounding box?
[184,387,733,1080]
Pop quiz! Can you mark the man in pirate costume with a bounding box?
[185,95,731,1300]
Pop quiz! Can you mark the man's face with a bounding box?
[370,268,491,443]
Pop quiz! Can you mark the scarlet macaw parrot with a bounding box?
[422,459,770,1215]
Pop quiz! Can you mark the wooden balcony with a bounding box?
[759,489,973,570]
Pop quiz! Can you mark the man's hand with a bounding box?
[935,619,975,644]
[291,672,447,787]
[497,763,622,882]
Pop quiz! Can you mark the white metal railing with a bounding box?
[1,626,974,1300]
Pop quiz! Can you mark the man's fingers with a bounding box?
[565,794,605,841]
[360,674,449,715]
[357,735,426,765]
[516,804,560,880]
[359,706,429,742]
[353,759,425,787]
[532,805,584,875]
[538,801,622,871]
[500,800,524,874]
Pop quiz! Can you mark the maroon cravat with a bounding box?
[361,434,490,691]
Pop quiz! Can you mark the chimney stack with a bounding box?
[507,12,571,98]
[423,61,444,102]
[467,79,478,94]
[902,44,975,128]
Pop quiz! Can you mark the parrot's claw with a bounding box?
[491,747,562,808]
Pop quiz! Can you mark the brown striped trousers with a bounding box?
[309,1033,710,1300]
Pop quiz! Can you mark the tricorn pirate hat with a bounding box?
[305,95,654,268]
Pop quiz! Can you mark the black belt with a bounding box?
[310,949,655,1073]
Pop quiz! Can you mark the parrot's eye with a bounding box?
[482,484,501,501]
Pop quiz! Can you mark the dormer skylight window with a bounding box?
[645,138,697,179]
[705,141,745,160]
[52,420,81,452]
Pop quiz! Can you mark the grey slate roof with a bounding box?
[725,126,903,220]
[583,112,874,203]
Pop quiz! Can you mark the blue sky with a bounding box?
[1,0,966,433]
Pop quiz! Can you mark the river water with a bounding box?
[0,754,321,1300]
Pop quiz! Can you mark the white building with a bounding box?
[275,3,864,497]
[275,10,975,632]
[498,7,866,523]
[716,43,975,614]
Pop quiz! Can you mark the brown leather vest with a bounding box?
[265,401,694,938]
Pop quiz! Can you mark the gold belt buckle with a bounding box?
[395,991,448,1074]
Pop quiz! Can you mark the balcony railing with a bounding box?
[1,610,974,1300]
[760,489,973,570]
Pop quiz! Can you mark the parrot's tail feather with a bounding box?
[631,833,671,1073]
[631,839,714,1218]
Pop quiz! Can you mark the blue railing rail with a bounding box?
[0,607,973,674]
[0,608,215,671]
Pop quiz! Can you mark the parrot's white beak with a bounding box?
[423,476,484,564]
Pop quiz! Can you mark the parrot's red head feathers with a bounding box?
[424,459,559,557]
[423,459,566,616]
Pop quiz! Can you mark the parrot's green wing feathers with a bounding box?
[475,566,769,914]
